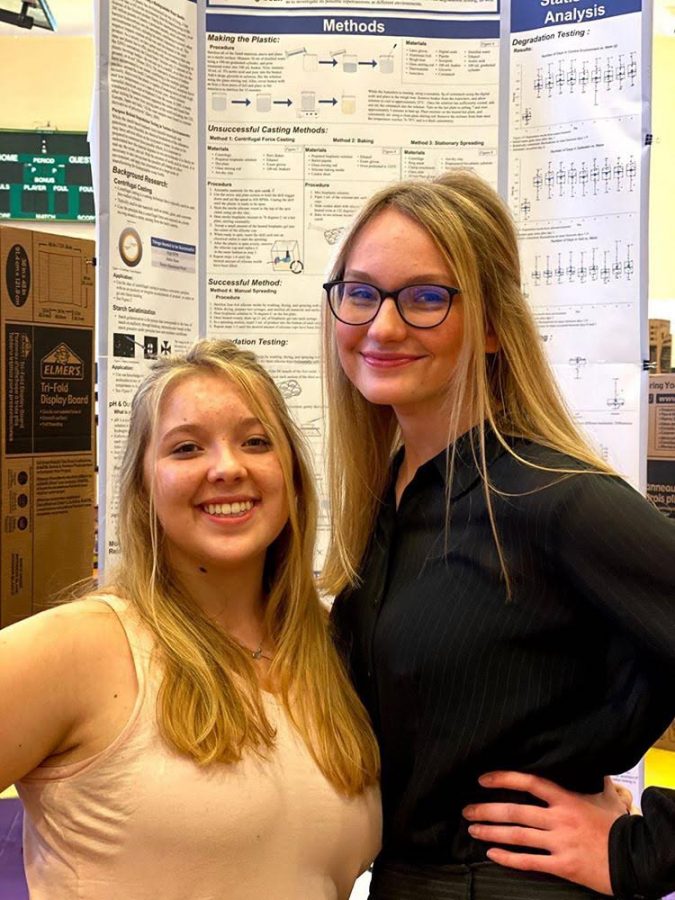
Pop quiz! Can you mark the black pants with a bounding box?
[369,860,609,900]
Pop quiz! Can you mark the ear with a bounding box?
[484,322,499,354]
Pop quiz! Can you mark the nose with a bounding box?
[366,296,407,342]
[207,443,247,483]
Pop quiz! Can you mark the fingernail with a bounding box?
[468,825,479,835]
[478,774,493,786]
[463,806,475,817]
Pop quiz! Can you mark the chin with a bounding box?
[356,383,414,408]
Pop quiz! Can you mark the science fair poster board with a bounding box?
[94,0,650,572]
[507,0,651,483]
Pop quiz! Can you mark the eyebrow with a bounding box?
[343,269,453,284]
[158,416,264,442]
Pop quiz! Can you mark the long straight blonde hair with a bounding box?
[321,170,613,597]
[112,339,379,794]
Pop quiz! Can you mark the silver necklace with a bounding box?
[249,644,273,662]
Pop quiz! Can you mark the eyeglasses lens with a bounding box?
[331,282,380,324]
[399,285,451,326]
[329,282,451,327]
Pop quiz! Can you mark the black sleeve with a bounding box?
[552,472,675,675]
[551,474,675,897]
[609,787,675,899]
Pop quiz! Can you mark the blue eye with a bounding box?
[403,285,449,308]
[342,283,380,306]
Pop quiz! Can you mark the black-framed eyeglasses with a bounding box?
[324,280,460,329]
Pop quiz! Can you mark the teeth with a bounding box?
[203,501,253,517]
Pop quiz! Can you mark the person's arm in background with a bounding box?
[609,786,675,899]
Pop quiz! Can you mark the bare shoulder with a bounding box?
[0,596,128,663]
[0,595,137,787]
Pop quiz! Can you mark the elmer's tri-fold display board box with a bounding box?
[1,227,95,626]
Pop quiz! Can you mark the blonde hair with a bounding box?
[321,170,612,596]
[109,339,378,794]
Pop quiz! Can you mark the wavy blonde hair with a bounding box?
[321,170,613,597]
[110,339,378,794]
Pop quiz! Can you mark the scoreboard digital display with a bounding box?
[0,131,95,222]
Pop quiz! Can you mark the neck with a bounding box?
[172,557,268,648]
[394,405,476,504]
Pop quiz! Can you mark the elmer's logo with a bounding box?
[40,343,85,380]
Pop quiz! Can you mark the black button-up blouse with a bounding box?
[330,429,675,897]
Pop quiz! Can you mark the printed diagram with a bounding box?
[112,332,136,358]
[214,91,358,116]
[533,54,637,107]
[300,416,322,440]
[532,156,636,200]
[569,356,588,380]
[310,223,345,245]
[143,336,158,359]
[285,44,396,75]
[214,43,397,116]
[528,243,634,288]
[510,51,639,130]
[112,333,172,359]
[278,379,302,399]
[512,153,638,222]
[118,227,143,267]
[607,378,625,411]
[271,240,303,273]
[553,367,639,437]
[323,226,344,245]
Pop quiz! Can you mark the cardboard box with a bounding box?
[647,373,675,749]
[1,226,95,627]
[654,721,675,753]
[647,372,675,518]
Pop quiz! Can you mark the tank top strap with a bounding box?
[94,594,157,690]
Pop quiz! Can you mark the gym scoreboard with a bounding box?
[0,131,94,222]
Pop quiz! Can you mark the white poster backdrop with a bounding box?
[506,0,650,485]
[203,6,501,552]
[95,0,652,595]
[96,0,200,567]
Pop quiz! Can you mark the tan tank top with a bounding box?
[17,596,381,900]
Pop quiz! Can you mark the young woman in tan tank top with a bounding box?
[0,340,381,900]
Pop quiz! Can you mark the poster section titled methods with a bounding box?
[97,0,200,569]
[508,0,647,484]
[205,8,499,546]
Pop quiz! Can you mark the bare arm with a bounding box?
[0,600,132,791]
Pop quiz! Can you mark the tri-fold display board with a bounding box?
[95,0,651,579]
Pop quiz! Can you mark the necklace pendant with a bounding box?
[251,646,263,660]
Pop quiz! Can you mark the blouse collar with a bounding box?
[392,424,512,502]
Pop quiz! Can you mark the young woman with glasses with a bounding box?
[321,171,675,899]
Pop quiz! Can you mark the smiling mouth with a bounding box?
[202,501,254,517]
[361,353,420,367]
